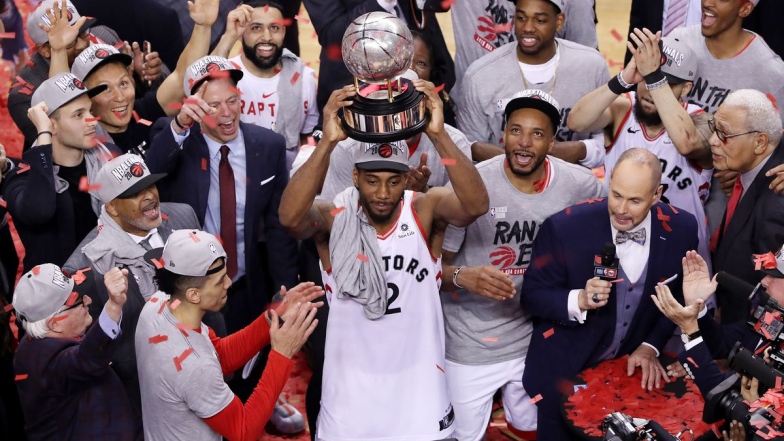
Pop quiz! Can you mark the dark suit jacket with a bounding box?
[145,120,298,316]
[520,200,698,402]
[713,143,784,323]
[62,202,201,419]
[303,0,455,116]
[625,0,664,64]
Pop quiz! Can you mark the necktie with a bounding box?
[723,178,744,234]
[616,228,647,245]
[663,0,689,36]
[220,145,238,279]
[139,236,153,251]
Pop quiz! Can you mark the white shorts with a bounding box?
[445,357,537,441]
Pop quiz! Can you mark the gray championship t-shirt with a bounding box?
[451,0,599,94]
[455,39,610,146]
[135,293,234,441]
[441,155,606,365]
[319,124,473,201]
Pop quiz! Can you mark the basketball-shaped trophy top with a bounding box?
[341,12,414,84]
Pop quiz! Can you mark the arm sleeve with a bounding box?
[209,313,271,375]
[7,86,37,150]
[48,310,119,383]
[578,134,606,169]
[442,224,465,254]
[678,338,734,398]
[202,351,294,441]
[1,145,58,224]
[144,118,186,174]
[303,0,386,47]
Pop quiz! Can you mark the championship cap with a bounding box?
[144,230,228,277]
[504,89,561,132]
[71,44,133,81]
[752,245,784,278]
[183,56,244,97]
[507,0,564,13]
[94,154,167,204]
[13,264,94,323]
[660,37,697,84]
[26,0,96,46]
[31,72,107,116]
[354,141,410,173]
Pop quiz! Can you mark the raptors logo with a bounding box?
[378,144,392,158]
[490,246,516,269]
[95,48,110,59]
[72,78,84,89]
[206,63,221,74]
[130,163,145,177]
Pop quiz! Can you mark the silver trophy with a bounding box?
[340,12,429,142]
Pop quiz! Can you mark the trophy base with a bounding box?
[339,78,429,143]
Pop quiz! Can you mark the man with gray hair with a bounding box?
[12,263,142,440]
[710,88,784,323]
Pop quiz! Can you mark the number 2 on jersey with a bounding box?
[385,282,401,315]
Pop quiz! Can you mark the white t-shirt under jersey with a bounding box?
[605,92,713,265]
[317,191,454,441]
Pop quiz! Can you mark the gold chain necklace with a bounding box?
[518,43,559,94]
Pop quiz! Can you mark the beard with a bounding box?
[505,150,546,177]
[633,96,663,127]
[359,194,403,225]
[242,40,284,70]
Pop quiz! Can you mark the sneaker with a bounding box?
[269,394,305,435]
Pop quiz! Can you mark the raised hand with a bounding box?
[321,85,356,145]
[651,283,702,334]
[225,4,253,42]
[127,41,162,84]
[27,102,53,133]
[41,0,87,52]
[627,28,662,78]
[177,84,213,128]
[274,282,325,319]
[269,304,319,359]
[412,79,445,137]
[578,277,612,310]
[681,250,717,306]
[188,0,220,27]
[406,152,431,192]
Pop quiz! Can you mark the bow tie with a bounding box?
[616,228,646,245]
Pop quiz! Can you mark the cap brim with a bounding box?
[190,70,244,95]
[79,17,97,34]
[761,267,784,277]
[143,247,164,269]
[46,84,108,116]
[115,173,167,199]
[664,73,690,85]
[83,52,133,81]
[504,97,561,132]
[65,266,95,297]
[355,161,410,173]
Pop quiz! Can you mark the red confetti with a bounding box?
[132,110,152,126]
[65,291,79,306]
[189,232,201,243]
[0,32,16,39]
[767,93,779,111]
[173,347,195,371]
[326,44,342,61]
[494,23,513,33]
[608,278,626,284]
[294,14,310,24]
[3,303,13,313]
[661,221,673,232]
[78,176,101,192]
[113,41,124,49]
[440,0,455,7]
[201,158,208,171]
[229,86,243,96]
[440,158,457,166]
[26,59,34,67]
[668,204,680,215]
[151,258,164,269]
[202,114,217,129]
[183,97,200,105]
[51,314,69,323]
[307,136,316,146]
[229,61,242,70]
[167,102,183,111]
[482,337,499,342]
[14,374,28,381]
[777,376,782,390]
[264,4,268,12]
[330,206,346,216]
[543,328,555,339]
[433,83,445,94]
[686,357,700,368]
[84,116,101,122]
[150,297,159,303]
[290,71,301,85]
[17,87,33,96]
[436,364,445,373]
[31,265,40,275]
[158,300,168,314]
[112,110,123,119]
[530,394,543,404]
[175,322,190,337]
[16,163,30,174]
[356,253,369,263]
[161,213,169,221]
[148,334,168,344]
[451,290,460,302]
[170,299,181,310]
[611,29,623,42]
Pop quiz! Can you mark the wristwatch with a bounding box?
[681,330,701,344]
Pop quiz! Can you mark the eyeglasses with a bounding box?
[62,294,85,312]
[708,119,760,144]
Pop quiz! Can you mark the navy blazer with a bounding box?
[520,199,698,402]
[714,143,784,323]
[144,120,298,316]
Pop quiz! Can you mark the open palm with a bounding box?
[682,250,717,306]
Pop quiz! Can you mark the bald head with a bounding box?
[612,148,662,194]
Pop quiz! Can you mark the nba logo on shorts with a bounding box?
[490,207,496,219]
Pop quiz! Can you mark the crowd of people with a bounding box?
[1,0,784,440]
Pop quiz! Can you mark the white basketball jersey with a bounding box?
[606,92,713,265]
[318,191,454,441]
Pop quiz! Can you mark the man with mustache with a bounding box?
[2,72,118,273]
[214,1,318,172]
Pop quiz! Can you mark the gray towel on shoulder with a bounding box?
[329,187,388,320]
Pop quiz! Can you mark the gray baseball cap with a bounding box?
[26,0,97,46]
[13,264,94,323]
[72,44,133,81]
[94,154,166,204]
[508,0,564,13]
[145,230,228,277]
[660,37,698,84]
[354,141,410,173]
[183,55,243,97]
[504,89,561,132]
[32,73,107,116]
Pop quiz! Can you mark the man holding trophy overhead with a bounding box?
[279,12,484,441]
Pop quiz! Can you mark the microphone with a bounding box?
[594,242,619,281]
